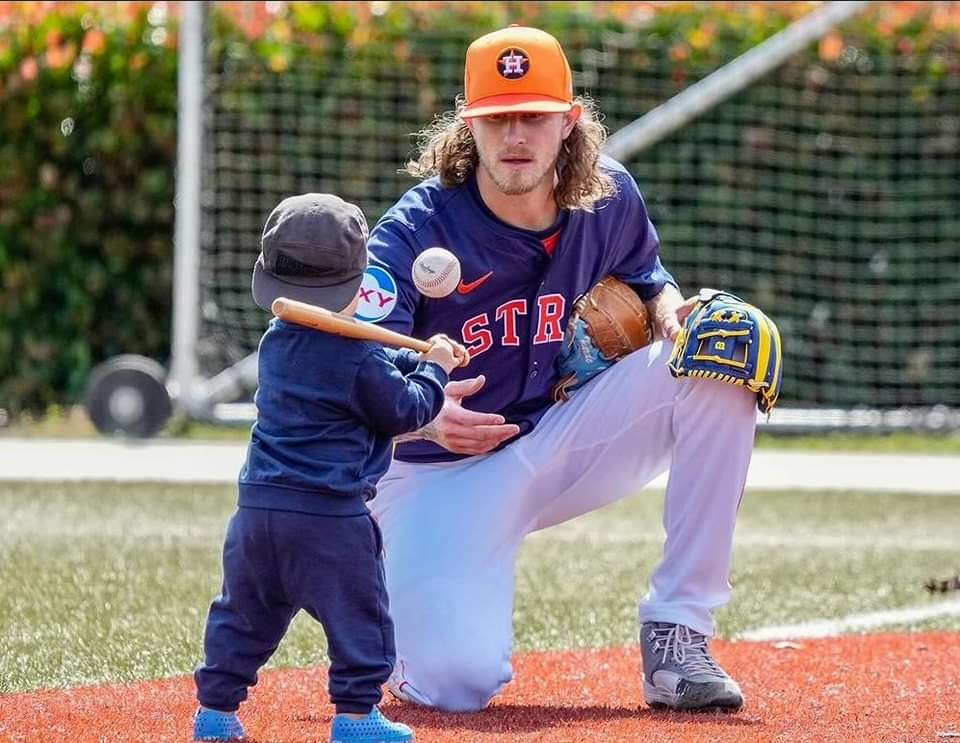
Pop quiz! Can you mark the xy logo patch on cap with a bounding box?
[497,48,530,79]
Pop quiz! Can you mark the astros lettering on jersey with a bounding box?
[366,156,676,463]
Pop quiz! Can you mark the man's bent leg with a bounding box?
[507,341,756,634]
[636,375,755,712]
[639,376,756,636]
[372,454,534,712]
[510,342,755,711]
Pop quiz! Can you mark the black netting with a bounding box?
[199,4,960,410]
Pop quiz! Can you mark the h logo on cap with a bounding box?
[498,48,529,79]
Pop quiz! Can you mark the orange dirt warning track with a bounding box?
[2,633,958,742]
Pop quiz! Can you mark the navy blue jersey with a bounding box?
[364,156,675,463]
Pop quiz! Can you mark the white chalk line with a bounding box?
[738,598,960,641]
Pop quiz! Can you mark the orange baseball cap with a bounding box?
[461,26,574,118]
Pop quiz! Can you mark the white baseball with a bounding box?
[412,247,461,299]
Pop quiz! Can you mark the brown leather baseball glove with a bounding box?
[552,276,654,402]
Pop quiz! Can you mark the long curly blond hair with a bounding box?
[404,96,618,211]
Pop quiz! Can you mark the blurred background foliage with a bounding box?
[1,2,959,416]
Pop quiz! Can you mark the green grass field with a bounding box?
[2,480,958,695]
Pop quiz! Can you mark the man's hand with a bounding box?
[419,375,520,455]
[644,284,698,340]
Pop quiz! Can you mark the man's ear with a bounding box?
[562,103,583,139]
[464,116,475,134]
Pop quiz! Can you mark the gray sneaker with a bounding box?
[640,622,744,711]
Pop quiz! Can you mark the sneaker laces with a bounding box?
[649,624,724,676]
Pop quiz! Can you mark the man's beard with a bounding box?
[478,146,560,196]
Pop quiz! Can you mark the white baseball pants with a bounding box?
[370,340,757,712]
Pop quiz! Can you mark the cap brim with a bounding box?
[252,258,364,313]
[461,94,573,118]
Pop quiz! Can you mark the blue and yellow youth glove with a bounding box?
[668,288,783,414]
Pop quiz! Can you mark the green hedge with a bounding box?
[1,2,958,415]
[0,4,177,415]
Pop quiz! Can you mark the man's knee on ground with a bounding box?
[397,646,511,713]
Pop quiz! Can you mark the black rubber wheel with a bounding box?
[83,355,173,438]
